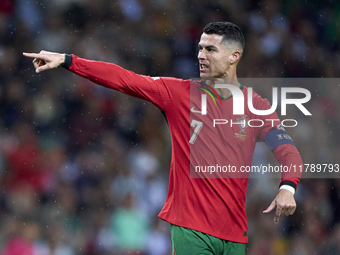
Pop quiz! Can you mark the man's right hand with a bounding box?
[23,50,65,73]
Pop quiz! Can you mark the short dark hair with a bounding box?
[203,21,245,51]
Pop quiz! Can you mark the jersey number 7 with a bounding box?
[189,120,203,144]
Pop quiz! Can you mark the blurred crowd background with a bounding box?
[0,0,340,254]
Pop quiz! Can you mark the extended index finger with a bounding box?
[23,52,46,59]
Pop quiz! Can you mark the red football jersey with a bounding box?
[67,55,301,243]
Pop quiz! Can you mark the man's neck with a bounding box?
[206,77,240,98]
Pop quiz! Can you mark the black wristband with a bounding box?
[280,180,297,190]
[61,54,72,69]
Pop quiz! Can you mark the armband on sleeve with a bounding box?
[264,129,295,151]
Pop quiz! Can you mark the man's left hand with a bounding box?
[263,189,296,223]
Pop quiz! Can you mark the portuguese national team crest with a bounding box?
[234,115,250,141]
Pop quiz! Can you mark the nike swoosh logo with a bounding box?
[190,107,207,113]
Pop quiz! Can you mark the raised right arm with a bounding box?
[23,51,183,110]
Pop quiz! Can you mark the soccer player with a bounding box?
[23,21,302,255]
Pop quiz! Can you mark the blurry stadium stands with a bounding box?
[0,0,340,254]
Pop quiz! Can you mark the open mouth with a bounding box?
[200,64,209,70]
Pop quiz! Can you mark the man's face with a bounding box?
[198,33,231,78]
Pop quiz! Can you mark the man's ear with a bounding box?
[230,50,241,65]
